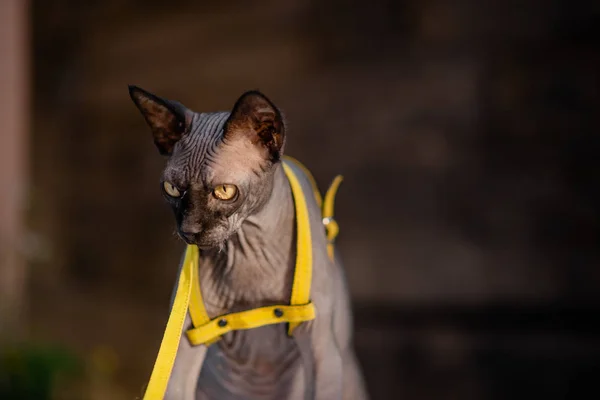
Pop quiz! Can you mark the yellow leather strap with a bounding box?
[186,304,316,345]
[282,155,323,207]
[322,175,343,259]
[142,245,196,400]
[283,156,343,260]
[188,248,221,346]
[282,160,314,335]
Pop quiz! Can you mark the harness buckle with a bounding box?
[322,216,339,244]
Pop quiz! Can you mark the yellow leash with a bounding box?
[142,157,343,399]
[142,245,197,399]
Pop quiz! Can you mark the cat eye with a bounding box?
[213,184,238,201]
[163,181,181,198]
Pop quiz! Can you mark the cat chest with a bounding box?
[197,325,303,399]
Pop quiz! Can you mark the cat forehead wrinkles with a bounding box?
[164,111,230,182]
[164,110,270,187]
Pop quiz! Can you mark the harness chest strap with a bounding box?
[142,157,342,400]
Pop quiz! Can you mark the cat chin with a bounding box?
[187,239,221,250]
[195,241,228,254]
[177,225,235,251]
[185,237,228,251]
[177,234,217,250]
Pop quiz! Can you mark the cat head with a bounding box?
[128,86,286,249]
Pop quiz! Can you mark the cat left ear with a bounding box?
[224,90,285,161]
[128,85,191,156]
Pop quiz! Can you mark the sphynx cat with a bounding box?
[129,86,369,400]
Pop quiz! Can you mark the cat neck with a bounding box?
[198,163,296,313]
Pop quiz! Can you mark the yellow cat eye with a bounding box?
[163,181,181,198]
[213,184,238,201]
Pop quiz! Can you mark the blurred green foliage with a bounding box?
[0,342,82,400]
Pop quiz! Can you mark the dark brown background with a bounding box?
[2,0,599,399]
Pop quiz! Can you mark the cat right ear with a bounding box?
[128,85,191,156]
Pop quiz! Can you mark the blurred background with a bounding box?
[1,0,599,399]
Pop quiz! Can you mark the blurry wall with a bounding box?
[0,0,29,339]
[19,0,600,399]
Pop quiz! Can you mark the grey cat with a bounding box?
[129,86,369,400]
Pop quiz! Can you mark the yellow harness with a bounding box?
[142,156,343,399]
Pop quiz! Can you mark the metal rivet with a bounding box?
[217,318,227,327]
[274,308,284,318]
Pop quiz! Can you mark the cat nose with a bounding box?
[179,224,201,243]
[179,230,199,244]
[179,221,202,243]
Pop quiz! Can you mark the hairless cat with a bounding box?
[129,86,369,400]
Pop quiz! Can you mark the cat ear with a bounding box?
[128,85,191,156]
[224,90,285,161]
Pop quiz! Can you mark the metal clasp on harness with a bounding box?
[322,216,339,244]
